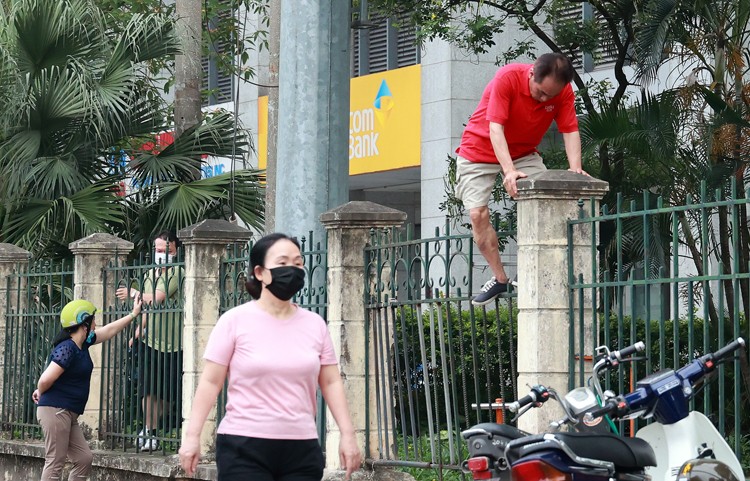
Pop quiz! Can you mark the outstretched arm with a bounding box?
[94,298,142,344]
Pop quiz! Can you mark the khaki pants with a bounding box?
[455,153,547,209]
[37,406,93,481]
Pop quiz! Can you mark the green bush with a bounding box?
[389,302,518,439]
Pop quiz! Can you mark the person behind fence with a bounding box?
[115,230,184,452]
[178,233,362,481]
[33,298,142,481]
[455,52,588,306]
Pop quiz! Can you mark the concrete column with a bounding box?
[69,234,134,439]
[320,201,407,467]
[0,244,31,414]
[275,0,350,239]
[515,171,608,433]
[178,220,251,453]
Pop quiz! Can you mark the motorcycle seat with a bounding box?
[554,432,657,469]
[462,423,529,440]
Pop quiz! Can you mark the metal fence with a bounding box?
[1,259,74,440]
[568,180,750,466]
[217,232,329,445]
[99,252,184,454]
[364,221,518,478]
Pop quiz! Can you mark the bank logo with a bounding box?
[373,79,394,126]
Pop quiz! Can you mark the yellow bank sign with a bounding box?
[258,64,420,175]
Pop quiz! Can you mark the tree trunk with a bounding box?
[718,206,736,320]
[736,172,750,324]
[678,212,719,325]
[264,0,281,233]
[174,0,203,179]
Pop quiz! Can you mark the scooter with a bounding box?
[462,341,647,480]
[592,337,746,481]
[503,338,746,481]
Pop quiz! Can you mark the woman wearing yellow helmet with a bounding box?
[32,297,142,481]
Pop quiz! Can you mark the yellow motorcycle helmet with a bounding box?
[60,299,97,329]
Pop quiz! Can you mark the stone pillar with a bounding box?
[275,0,350,240]
[69,234,134,438]
[0,244,31,412]
[178,220,251,453]
[515,171,608,433]
[320,201,407,468]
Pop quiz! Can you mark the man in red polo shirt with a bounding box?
[456,53,587,305]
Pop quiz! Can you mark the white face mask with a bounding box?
[154,252,173,264]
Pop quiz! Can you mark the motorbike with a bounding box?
[503,337,746,481]
[462,341,647,480]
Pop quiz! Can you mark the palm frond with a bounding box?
[24,153,92,199]
[633,0,680,83]
[130,111,250,185]
[30,66,89,131]
[146,169,265,234]
[110,13,180,64]
[13,0,104,79]
[3,182,123,253]
[580,91,680,162]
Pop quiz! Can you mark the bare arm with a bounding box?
[37,362,65,395]
[94,298,142,344]
[116,286,166,304]
[562,131,586,174]
[489,122,515,173]
[489,122,527,198]
[179,361,229,475]
[319,365,362,480]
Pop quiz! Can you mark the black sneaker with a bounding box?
[472,277,509,306]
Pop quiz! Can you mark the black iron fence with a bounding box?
[1,259,74,440]
[99,252,184,454]
[364,221,518,479]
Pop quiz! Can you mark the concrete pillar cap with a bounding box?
[517,170,609,199]
[320,201,407,229]
[178,219,252,244]
[69,233,134,255]
[0,243,31,262]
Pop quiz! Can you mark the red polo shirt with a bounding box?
[457,63,578,164]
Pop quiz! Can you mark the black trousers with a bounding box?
[216,434,325,481]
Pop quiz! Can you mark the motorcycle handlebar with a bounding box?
[584,398,626,423]
[507,385,550,413]
[591,341,646,400]
[615,341,646,360]
[711,337,745,363]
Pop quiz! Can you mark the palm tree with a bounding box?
[633,0,750,321]
[0,0,264,259]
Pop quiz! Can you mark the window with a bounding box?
[352,8,419,77]
[202,7,235,106]
[555,2,621,72]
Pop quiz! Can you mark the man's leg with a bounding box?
[141,394,163,451]
[469,205,510,284]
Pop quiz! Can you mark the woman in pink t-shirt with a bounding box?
[179,233,362,480]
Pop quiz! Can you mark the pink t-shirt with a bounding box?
[203,301,338,439]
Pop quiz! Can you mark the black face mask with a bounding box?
[265,266,305,301]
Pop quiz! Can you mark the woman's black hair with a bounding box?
[51,315,94,347]
[244,233,301,299]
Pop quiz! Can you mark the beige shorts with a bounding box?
[455,153,546,209]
